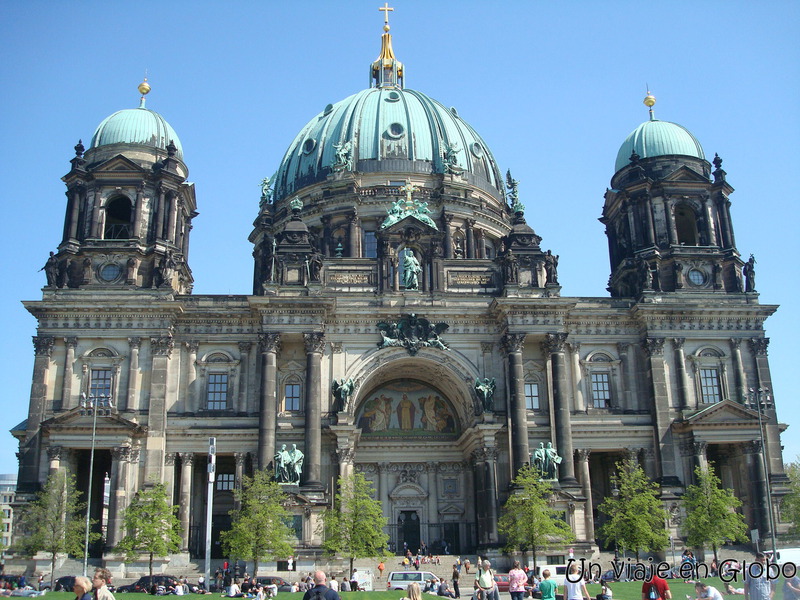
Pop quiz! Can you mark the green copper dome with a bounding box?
[89,99,183,158]
[615,118,704,172]
[273,87,504,202]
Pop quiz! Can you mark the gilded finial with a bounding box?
[644,85,656,120]
[137,76,151,109]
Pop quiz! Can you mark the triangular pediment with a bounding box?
[92,154,148,175]
[439,503,463,516]
[41,407,146,435]
[677,399,760,429]
[382,214,439,235]
[662,165,709,183]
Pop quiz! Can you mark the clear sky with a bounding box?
[1,0,798,476]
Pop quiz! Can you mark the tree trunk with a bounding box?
[50,554,56,589]
[254,559,259,579]
[713,543,718,565]
[349,557,354,581]
[150,552,154,581]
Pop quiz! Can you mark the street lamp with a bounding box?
[79,392,112,577]
[745,387,777,558]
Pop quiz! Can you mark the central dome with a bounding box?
[273,87,504,202]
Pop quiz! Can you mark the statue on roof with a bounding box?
[332,140,353,172]
[260,174,275,205]
[506,170,524,213]
[443,141,463,175]
[381,184,438,230]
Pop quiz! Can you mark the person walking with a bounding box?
[565,563,591,600]
[744,553,775,600]
[539,570,558,600]
[452,564,461,599]
[509,561,527,600]
[92,568,116,600]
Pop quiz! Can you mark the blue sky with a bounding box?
[1,0,798,475]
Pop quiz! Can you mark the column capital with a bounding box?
[304,332,326,354]
[575,448,591,462]
[47,445,63,461]
[185,340,200,354]
[111,446,130,462]
[336,447,355,464]
[259,332,281,353]
[165,452,177,466]
[616,342,631,355]
[743,440,762,455]
[568,341,581,354]
[543,332,568,354]
[151,335,175,357]
[238,341,252,354]
[33,336,55,357]
[64,336,79,349]
[730,337,743,349]
[671,338,685,350]
[692,440,708,456]
[502,333,525,354]
[128,336,142,349]
[641,337,665,357]
[426,462,438,473]
[234,452,247,467]
[179,452,195,466]
[749,337,770,356]
[128,447,141,463]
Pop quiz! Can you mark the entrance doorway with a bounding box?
[399,510,421,555]
[442,523,460,555]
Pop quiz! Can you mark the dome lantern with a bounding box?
[370,3,404,89]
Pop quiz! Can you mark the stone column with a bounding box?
[47,445,63,477]
[125,337,141,413]
[19,336,54,490]
[234,452,246,511]
[671,338,690,411]
[61,337,78,410]
[258,333,280,470]
[642,337,679,485]
[378,462,390,523]
[426,462,439,541]
[303,332,325,487]
[178,452,195,551]
[703,197,717,246]
[748,338,783,477]
[616,343,633,412]
[503,333,530,475]
[133,185,145,239]
[730,338,747,403]
[544,333,578,486]
[476,229,486,259]
[182,221,192,257]
[643,195,656,247]
[107,446,130,549]
[348,213,360,257]
[576,449,595,542]
[144,336,173,483]
[569,342,585,412]
[337,448,354,481]
[465,219,476,259]
[484,448,499,544]
[321,215,332,257]
[692,440,708,476]
[238,342,251,414]
[68,188,82,240]
[443,214,454,259]
[167,194,179,243]
[90,191,102,238]
[723,199,737,249]
[164,452,177,505]
[184,341,198,413]
[664,197,678,246]
[744,440,770,538]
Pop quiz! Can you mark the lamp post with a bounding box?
[80,393,112,577]
[746,387,777,558]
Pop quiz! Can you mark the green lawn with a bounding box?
[38,582,788,600]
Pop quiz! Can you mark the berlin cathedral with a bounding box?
[12,8,789,568]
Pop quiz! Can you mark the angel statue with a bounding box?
[259,174,275,204]
[475,377,496,412]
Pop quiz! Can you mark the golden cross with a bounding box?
[379,3,394,26]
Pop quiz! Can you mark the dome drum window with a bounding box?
[302,139,317,154]
[470,143,484,158]
[98,263,123,283]
[386,122,405,139]
[687,268,707,287]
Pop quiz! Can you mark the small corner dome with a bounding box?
[273,87,504,202]
[89,104,183,158]
[615,119,704,172]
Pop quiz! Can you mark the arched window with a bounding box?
[675,205,699,246]
[583,352,618,409]
[690,347,728,405]
[104,196,133,239]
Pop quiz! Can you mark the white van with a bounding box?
[386,571,438,590]
[769,548,800,566]
[531,565,568,586]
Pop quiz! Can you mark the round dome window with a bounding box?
[687,268,706,286]
[98,263,122,283]
[471,142,484,158]
[302,139,317,154]
[385,91,401,102]
[386,122,405,139]
[323,103,334,116]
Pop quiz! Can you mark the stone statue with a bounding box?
[332,140,353,172]
[544,442,562,480]
[309,251,323,282]
[332,377,355,412]
[443,141,462,174]
[259,175,274,204]
[287,443,304,484]
[475,377,496,412]
[403,251,422,290]
[744,254,756,292]
[638,258,653,290]
[506,169,524,213]
[544,250,559,285]
[41,251,58,287]
[502,250,518,284]
[274,444,290,483]
[532,442,546,476]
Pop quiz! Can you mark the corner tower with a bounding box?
[55,80,196,293]
[601,93,742,298]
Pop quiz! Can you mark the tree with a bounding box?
[116,483,182,580]
[498,464,574,570]
[13,471,97,588]
[220,470,295,577]
[683,463,747,562]
[782,460,800,534]
[321,472,389,575]
[598,458,669,558]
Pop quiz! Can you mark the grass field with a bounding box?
[37,580,788,600]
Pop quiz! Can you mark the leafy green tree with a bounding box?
[598,458,669,558]
[683,463,747,562]
[116,483,182,580]
[13,471,97,588]
[498,464,574,570]
[220,470,294,577]
[321,472,389,575]
[782,461,800,534]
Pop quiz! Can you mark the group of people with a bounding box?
[72,569,115,600]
